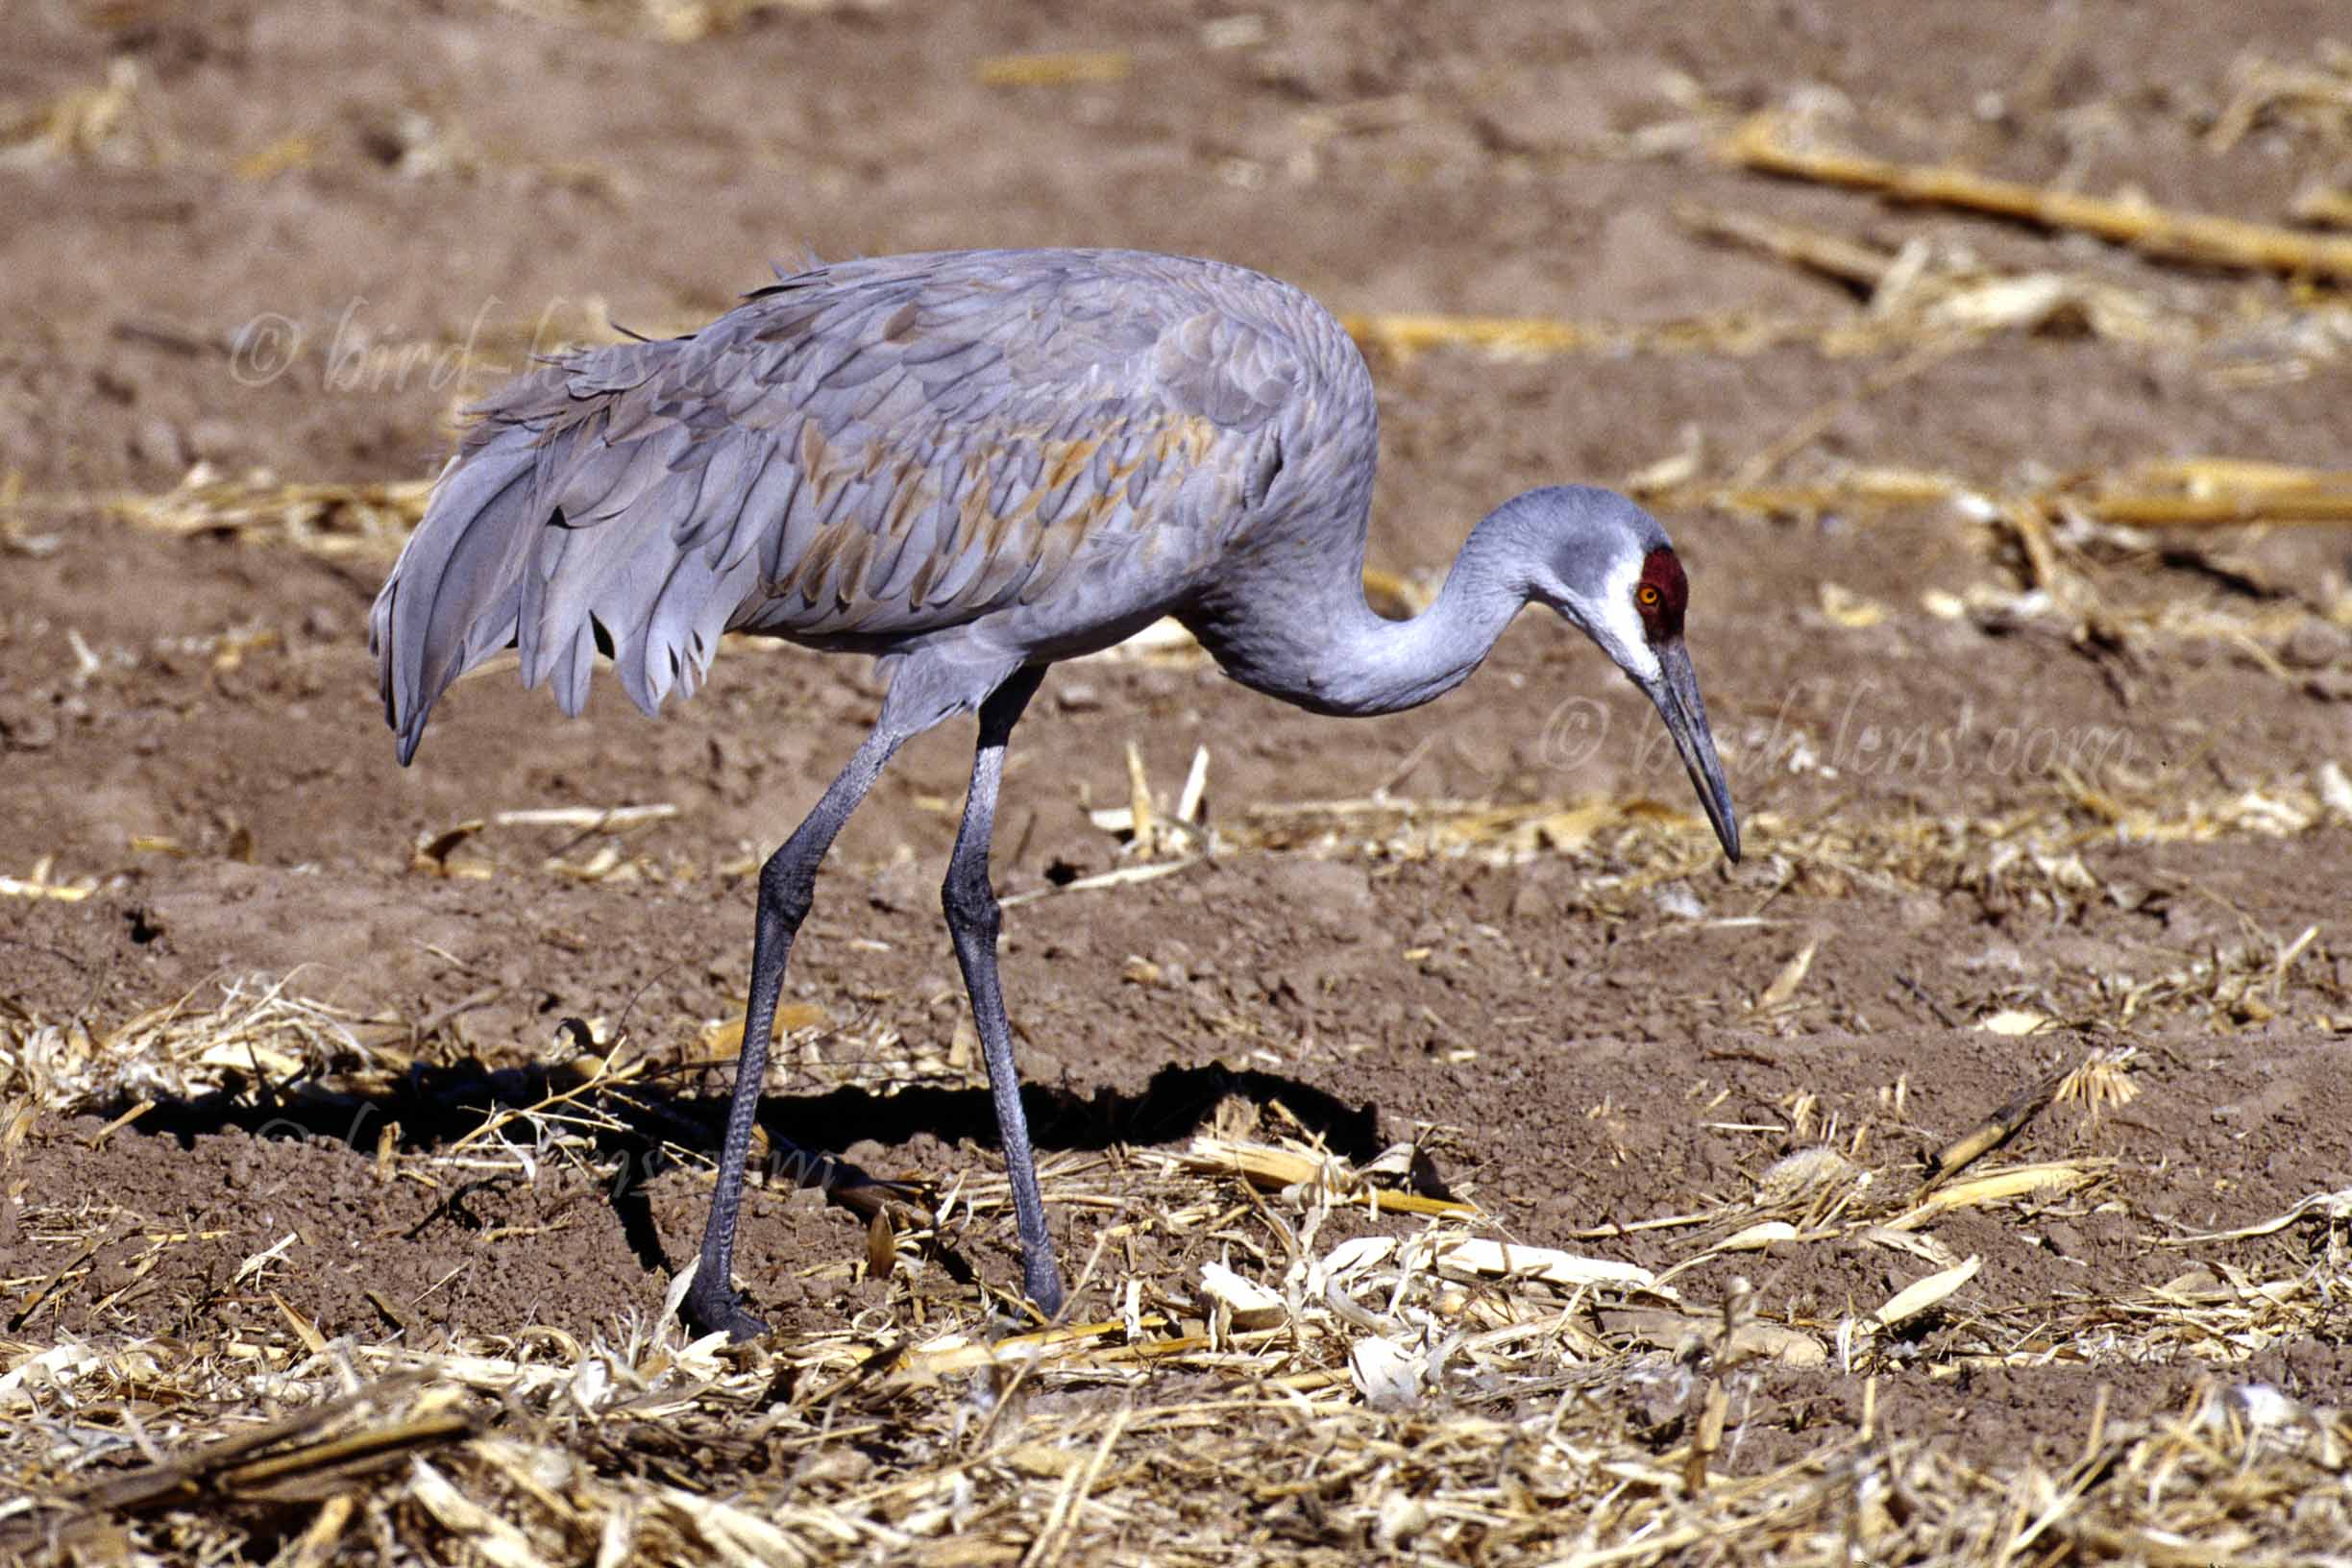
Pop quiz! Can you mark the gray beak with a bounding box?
[1642,639,1741,863]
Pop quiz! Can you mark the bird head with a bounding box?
[1518,486,1741,863]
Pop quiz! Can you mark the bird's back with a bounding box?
[369,248,1378,760]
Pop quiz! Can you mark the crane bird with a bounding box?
[371,248,1741,1341]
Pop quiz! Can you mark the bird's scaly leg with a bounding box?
[940,665,1065,1315]
[687,726,903,1341]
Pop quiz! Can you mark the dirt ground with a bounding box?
[5,0,2352,1561]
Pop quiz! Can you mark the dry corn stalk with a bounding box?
[1722,112,2352,281]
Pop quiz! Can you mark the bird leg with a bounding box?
[686,725,903,1342]
[939,665,1066,1316]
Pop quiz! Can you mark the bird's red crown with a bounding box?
[1634,548,1687,641]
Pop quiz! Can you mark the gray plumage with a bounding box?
[371,248,1740,1340]
[375,250,1327,751]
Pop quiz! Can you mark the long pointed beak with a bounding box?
[1643,639,1741,863]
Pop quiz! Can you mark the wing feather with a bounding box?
[372,248,1334,754]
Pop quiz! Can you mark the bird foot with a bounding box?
[684,1282,770,1343]
[1024,1254,1066,1320]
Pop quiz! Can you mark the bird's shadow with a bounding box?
[104,1052,1388,1297]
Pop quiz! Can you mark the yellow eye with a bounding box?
[1636,584,1660,607]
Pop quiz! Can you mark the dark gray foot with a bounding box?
[684,1279,769,1343]
[1024,1250,1066,1318]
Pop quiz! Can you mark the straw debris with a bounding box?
[4,968,2348,1564]
[0,973,393,1115]
[113,466,433,561]
[0,60,172,169]
[1720,111,2352,282]
[490,0,886,41]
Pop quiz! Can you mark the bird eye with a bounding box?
[1636,584,1660,608]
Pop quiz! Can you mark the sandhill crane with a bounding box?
[371,248,1741,1340]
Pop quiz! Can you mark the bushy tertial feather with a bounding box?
[370,248,1354,759]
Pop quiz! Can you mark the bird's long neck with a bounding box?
[1188,502,1532,719]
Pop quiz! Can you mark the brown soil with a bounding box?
[5,0,2351,1558]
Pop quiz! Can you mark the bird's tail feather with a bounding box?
[370,439,549,764]
[369,418,756,763]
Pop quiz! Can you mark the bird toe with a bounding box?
[685,1284,770,1343]
[1024,1258,1067,1319]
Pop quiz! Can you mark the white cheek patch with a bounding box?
[1592,551,1662,685]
